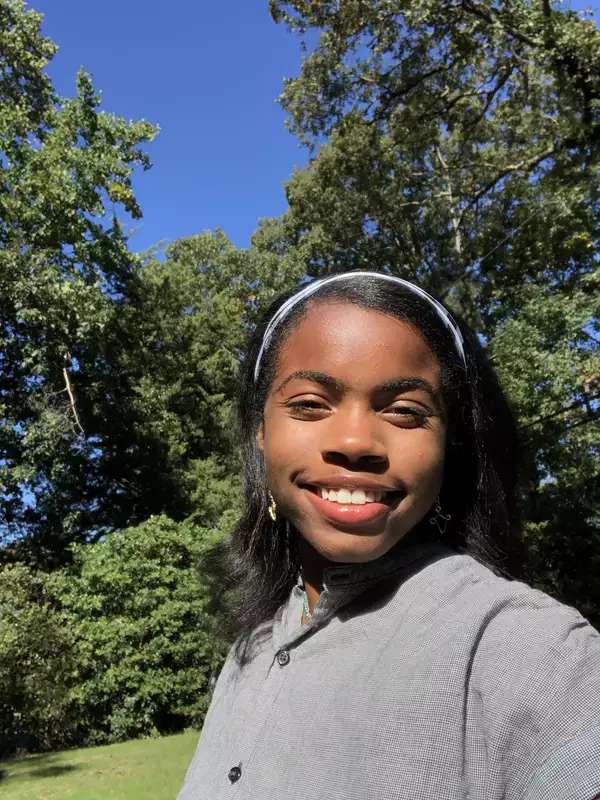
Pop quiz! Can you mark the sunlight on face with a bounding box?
[258,301,447,563]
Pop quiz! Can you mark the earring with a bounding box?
[429,496,451,536]
[267,490,277,522]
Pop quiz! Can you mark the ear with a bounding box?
[256,422,264,451]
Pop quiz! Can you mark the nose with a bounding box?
[321,404,388,471]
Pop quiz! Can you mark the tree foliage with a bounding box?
[50,516,229,746]
[0,2,305,565]
[0,0,157,561]
[0,564,76,755]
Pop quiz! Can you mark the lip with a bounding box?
[301,482,405,529]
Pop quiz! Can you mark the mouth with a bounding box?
[301,483,405,527]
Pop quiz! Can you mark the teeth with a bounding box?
[337,489,352,504]
[317,487,385,505]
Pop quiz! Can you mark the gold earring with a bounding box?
[267,490,277,522]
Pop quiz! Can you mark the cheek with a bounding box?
[395,432,446,492]
[263,424,313,479]
[261,415,300,475]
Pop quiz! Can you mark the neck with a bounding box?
[295,536,331,614]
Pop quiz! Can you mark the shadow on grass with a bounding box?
[0,753,79,784]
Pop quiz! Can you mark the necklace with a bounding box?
[301,590,312,624]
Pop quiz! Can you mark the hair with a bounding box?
[220,272,523,663]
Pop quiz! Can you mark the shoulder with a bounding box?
[404,550,600,681]
[433,556,600,800]
[429,552,600,724]
[423,550,595,636]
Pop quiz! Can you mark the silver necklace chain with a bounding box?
[301,589,312,623]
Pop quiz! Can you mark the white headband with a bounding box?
[253,271,467,383]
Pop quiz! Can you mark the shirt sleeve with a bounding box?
[469,589,600,800]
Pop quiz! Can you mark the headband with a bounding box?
[253,271,467,382]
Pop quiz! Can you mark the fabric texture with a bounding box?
[177,542,600,800]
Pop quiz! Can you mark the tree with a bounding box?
[0,0,157,561]
[491,275,600,621]
[40,227,302,560]
[267,0,599,305]
[264,0,600,619]
[51,516,229,745]
[0,1,306,563]
[0,564,76,755]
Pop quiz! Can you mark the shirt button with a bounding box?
[276,649,290,666]
[228,764,242,783]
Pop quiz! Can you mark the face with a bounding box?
[257,301,447,564]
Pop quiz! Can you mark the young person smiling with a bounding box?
[178,272,600,800]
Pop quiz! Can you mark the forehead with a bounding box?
[274,301,441,388]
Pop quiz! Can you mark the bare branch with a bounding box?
[435,145,463,257]
[63,353,85,437]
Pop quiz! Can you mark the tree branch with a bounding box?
[63,353,85,437]
[464,146,556,212]
[520,391,600,429]
[435,145,463,257]
[460,0,541,48]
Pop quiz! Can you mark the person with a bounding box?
[177,271,600,800]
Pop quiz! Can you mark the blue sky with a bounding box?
[33,1,599,255]
[33,1,311,253]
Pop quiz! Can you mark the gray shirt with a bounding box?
[178,542,600,800]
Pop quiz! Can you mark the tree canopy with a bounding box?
[0,0,156,561]
[0,1,304,565]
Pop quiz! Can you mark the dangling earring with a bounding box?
[429,496,451,536]
[267,490,277,522]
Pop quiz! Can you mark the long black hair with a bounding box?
[223,273,523,662]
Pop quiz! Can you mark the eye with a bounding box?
[383,405,432,428]
[285,397,331,419]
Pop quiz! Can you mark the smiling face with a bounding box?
[257,301,447,564]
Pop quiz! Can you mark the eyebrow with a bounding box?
[275,370,346,395]
[275,369,440,402]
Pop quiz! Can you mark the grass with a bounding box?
[0,729,199,800]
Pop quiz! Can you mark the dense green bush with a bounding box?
[51,516,229,746]
[0,564,77,756]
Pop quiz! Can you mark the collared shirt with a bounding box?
[178,542,600,800]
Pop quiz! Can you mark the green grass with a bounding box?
[0,729,199,800]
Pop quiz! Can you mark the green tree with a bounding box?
[0,0,303,563]
[0,0,157,561]
[51,515,229,746]
[0,564,76,755]
[71,230,304,551]
[491,276,600,621]
[264,0,600,618]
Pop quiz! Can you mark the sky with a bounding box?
[33,1,311,254]
[32,1,599,255]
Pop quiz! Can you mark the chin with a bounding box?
[307,529,409,565]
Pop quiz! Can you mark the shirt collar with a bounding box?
[273,537,453,652]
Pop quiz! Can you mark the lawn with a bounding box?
[0,729,199,800]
